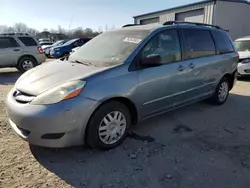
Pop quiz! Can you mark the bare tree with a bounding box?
[13,23,29,33]
[27,28,39,36]
[72,27,84,38]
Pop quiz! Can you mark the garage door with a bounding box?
[140,17,159,25]
[176,9,204,23]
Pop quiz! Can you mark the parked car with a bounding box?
[40,41,54,50]
[44,40,67,57]
[235,36,250,76]
[0,33,46,72]
[7,22,238,149]
[50,38,90,58]
[39,38,50,43]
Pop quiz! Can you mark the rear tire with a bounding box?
[209,77,230,105]
[86,101,131,150]
[17,56,37,73]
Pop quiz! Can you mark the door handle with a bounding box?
[188,63,195,69]
[13,49,20,52]
[178,65,186,72]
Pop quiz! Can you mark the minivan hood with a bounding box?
[238,51,250,59]
[15,61,105,96]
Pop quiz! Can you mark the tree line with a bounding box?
[0,22,106,38]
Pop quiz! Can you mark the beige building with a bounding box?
[134,0,250,40]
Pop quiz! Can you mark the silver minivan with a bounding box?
[7,22,238,149]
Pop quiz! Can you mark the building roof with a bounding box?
[133,0,249,18]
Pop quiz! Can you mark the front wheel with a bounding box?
[210,77,230,105]
[86,101,131,150]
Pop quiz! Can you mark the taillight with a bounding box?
[37,47,43,54]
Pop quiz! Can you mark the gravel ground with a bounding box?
[1,68,250,188]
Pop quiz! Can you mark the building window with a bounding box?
[140,17,159,25]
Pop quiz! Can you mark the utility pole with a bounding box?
[68,15,73,30]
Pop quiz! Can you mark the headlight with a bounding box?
[30,80,86,105]
[241,59,250,64]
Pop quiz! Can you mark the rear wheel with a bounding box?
[210,77,230,105]
[86,101,131,150]
[17,56,37,73]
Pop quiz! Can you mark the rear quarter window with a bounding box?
[211,30,234,54]
[18,37,38,46]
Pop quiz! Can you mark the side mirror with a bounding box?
[141,54,161,66]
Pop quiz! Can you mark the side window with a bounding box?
[73,41,79,47]
[141,30,181,64]
[0,37,19,48]
[211,30,234,54]
[182,29,216,59]
[18,37,38,46]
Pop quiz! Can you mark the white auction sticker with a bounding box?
[123,37,142,44]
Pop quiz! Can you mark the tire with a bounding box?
[18,56,37,73]
[86,101,131,150]
[209,77,230,105]
[60,53,69,59]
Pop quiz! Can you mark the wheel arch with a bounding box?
[222,72,235,91]
[17,54,37,65]
[84,96,139,144]
[94,97,138,125]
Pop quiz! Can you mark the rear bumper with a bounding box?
[34,54,46,64]
[238,63,250,76]
[6,88,100,148]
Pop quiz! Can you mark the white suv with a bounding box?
[0,33,46,72]
[235,36,250,76]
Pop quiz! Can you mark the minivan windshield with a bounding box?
[69,30,149,67]
[235,40,250,51]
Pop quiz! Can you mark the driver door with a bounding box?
[136,29,188,118]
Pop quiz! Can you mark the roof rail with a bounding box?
[0,32,30,36]
[122,24,140,28]
[163,21,223,30]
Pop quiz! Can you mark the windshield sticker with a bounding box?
[123,37,142,44]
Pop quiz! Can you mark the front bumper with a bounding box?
[6,89,100,148]
[238,63,250,76]
[50,50,61,58]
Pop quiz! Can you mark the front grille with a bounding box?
[13,90,35,104]
[244,69,250,73]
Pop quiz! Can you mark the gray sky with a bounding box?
[0,0,201,31]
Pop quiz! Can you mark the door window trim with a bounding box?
[180,28,217,60]
[210,30,235,55]
[130,28,183,71]
[0,37,20,48]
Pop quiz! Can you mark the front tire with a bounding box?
[86,101,131,150]
[210,77,230,105]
